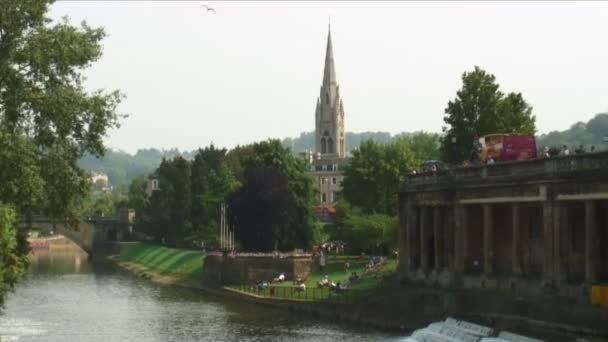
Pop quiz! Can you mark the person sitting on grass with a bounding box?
[257,280,270,291]
[317,275,331,288]
[273,272,286,283]
[295,282,306,292]
[331,281,350,293]
[349,271,360,283]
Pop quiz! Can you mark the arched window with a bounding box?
[328,138,334,153]
[326,92,330,104]
[321,138,327,154]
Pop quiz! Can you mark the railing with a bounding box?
[206,251,312,258]
[404,151,608,189]
[224,284,368,305]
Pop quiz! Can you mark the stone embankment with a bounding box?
[108,243,608,341]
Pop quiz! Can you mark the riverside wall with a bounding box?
[201,255,313,287]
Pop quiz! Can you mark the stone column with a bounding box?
[398,196,409,273]
[542,201,554,283]
[434,206,442,271]
[483,204,494,276]
[454,204,467,274]
[585,200,599,283]
[512,203,522,276]
[410,206,419,270]
[443,206,452,271]
[560,203,571,283]
[553,201,567,286]
[420,206,429,271]
[406,204,418,273]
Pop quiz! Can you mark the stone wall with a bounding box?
[202,255,313,287]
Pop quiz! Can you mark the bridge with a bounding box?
[398,150,608,301]
[23,210,134,255]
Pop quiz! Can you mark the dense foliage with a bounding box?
[139,146,238,246]
[0,0,122,304]
[440,66,536,163]
[329,201,397,255]
[329,134,436,255]
[227,140,318,251]
[340,137,427,216]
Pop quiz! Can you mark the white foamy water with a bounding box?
[0,317,54,340]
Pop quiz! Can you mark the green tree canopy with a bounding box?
[227,140,317,251]
[341,138,418,216]
[440,66,536,163]
[0,0,123,303]
[190,145,239,242]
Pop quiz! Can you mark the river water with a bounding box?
[0,248,400,342]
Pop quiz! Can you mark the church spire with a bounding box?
[322,25,336,86]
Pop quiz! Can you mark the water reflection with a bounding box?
[0,246,398,342]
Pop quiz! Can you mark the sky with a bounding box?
[49,1,608,154]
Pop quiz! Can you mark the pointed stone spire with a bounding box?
[322,24,336,86]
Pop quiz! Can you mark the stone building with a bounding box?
[89,171,112,193]
[145,174,159,197]
[302,26,350,212]
[398,152,608,302]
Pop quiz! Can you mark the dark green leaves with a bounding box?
[440,66,536,163]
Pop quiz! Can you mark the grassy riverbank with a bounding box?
[229,256,398,302]
[118,242,205,281]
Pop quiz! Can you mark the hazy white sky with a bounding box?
[50,1,608,154]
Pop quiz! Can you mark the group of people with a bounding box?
[252,254,389,297]
[540,145,596,158]
[316,275,352,293]
[316,241,346,255]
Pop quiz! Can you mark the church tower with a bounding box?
[315,25,346,158]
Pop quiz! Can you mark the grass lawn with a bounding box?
[230,256,398,303]
[119,242,205,280]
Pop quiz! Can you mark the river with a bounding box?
[0,247,400,342]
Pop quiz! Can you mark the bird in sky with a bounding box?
[201,5,216,14]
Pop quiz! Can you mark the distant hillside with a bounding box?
[281,131,398,154]
[80,113,608,189]
[79,148,197,188]
[537,113,608,150]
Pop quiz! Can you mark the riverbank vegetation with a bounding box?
[133,140,320,252]
[0,0,123,305]
[119,242,205,280]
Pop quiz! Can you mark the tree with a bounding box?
[440,66,536,163]
[331,201,397,255]
[0,205,27,307]
[164,156,192,244]
[82,192,114,217]
[126,175,147,213]
[0,0,123,301]
[227,140,317,251]
[405,132,441,162]
[227,167,296,251]
[224,144,254,182]
[191,145,238,243]
[587,113,608,142]
[341,138,418,216]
